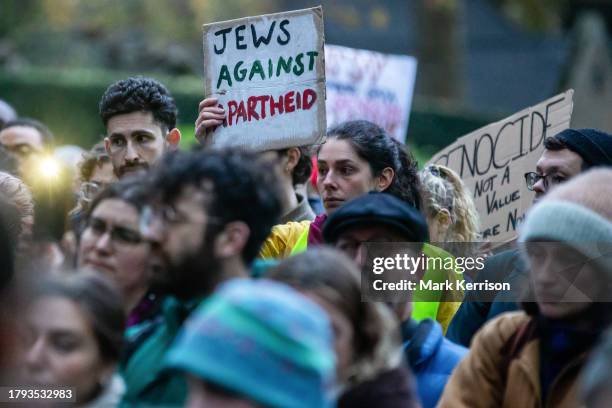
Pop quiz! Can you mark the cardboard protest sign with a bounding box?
[202,7,326,151]
[429,90,574,244]
[325,44,417,142]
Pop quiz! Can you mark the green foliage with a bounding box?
[0,67,203,148]
[1,0,282,75]
[1,66,495,156]
[178,124,198,150]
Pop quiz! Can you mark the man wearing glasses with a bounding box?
[448,128,612,347]
[119,148,282,407]
[99,76,181,179]
[524,128,612,203]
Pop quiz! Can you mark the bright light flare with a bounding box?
[38,156,61,179]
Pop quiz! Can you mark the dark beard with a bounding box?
[152,232,223,300]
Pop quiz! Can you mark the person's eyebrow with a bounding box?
[545,165,561,174]
[368,235,393,241]
[334,159,357,166]
[48,329,79,338]
[109,129,156,138]
[12,143,35,149]
[129,129,156,137]
[536,165,560,175]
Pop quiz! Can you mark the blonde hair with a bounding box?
[420,164,481,246]
[0,171,34,246]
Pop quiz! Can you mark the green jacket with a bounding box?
[119,296,199,407]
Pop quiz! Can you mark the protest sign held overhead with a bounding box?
[325,45,417,143]
[202,7,326,151]
[429,90,574,244]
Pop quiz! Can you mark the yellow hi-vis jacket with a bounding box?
[259,221,463,333]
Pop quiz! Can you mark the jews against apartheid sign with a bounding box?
[325,44,417,142]
[429,90,574,244]
[202,7,326,151]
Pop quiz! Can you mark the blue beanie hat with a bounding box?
[555,128,612,168]
[164,278,336,408]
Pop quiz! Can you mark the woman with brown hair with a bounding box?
[268,247,419,408]
[22,272,126,407]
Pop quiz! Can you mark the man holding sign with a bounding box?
[196,7,326,223]
[447,126,612,347]
[198,7,326,151]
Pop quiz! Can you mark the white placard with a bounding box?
[429,90,574,244]
[202,7,326,151]
[325,44,417,142]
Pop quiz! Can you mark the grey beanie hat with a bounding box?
[519,200,612,274]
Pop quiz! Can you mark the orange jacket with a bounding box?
[438,312,587,408]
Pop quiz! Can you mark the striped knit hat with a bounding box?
[164,278,336,408]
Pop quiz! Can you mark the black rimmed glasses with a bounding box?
[524,172,567,191]
[88,217,143,245]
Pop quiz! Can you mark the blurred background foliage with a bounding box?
[0,0,608,162]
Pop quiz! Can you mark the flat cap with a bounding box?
[323,192,429,243]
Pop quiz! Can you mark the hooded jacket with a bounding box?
[401,318,467,408]
[438,311,591,408]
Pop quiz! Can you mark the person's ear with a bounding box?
[104,137,112,155]
[214,221,250,259]
[165,128,181,149]
[376,167,394,191]
[285,147,301,174]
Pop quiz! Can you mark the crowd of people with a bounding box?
[0,75,611,407]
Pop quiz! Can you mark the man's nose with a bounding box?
[94,231,113,253]
[125,141,140,161]
[532,178,546,196]
[354,244,367,269]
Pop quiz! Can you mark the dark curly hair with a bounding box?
[151,148,282,264]
[99,76,177,132]
[86,175,155,221]
[324,120,422,210]
[78,141,109,182]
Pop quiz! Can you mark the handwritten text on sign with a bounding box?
[429,90,574,244]
[325,45,417,143]
[202,7,326,151]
